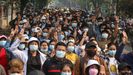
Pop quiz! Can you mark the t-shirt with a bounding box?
[108,57,118,75]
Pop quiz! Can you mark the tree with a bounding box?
[119,0,133,17]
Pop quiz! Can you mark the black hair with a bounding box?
[107,42,116,49]
[40,41,49,46]
[67,41,74,46]
[55,42,66,49]
[85,42,97,49]
[61,63,73,72]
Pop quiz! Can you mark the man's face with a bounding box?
[56,45,66,52]
[120,67,132,75]
[55,45,66,58]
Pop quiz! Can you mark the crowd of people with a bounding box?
[0,5,133,75]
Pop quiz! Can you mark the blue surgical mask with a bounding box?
[0,40,7,46]
[108,50,116,56]
[29,45,38,51]
[64,31,69,36]
[43,32,48,37]
[49,45,55,50]
[61,72,72,75]
[67,46,75,52]
[18,44,25,50]
[83,28,89,32]
[59,34,65,40]
[72,23,77,27]
[56,50,66,58]
[102,33,108,39]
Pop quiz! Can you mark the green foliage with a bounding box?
[119,0,133,17]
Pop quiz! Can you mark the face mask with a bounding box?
[67,17,71,19]
[10,73,21,75]
[87,22,92,25]
[56,50,66,58]
[102,33,108,39]
[67,46,75,52]
[49,45,55,50]
[19,25,23,28]
[72,23,77,28]
[89,68,98,75]
[42,19,46,23]
[43,32,48,37]
[18,44,25,50]
[60,18,63,21]
[25,31,29,34]
[87,50,96,58]
[61,72,72,75]
[0,40,7,46]
[68,39,75,43]
[98,22,103,25]
[41,48,48,52]
[64,31,69,36]
[83,28,89,32]
[111,23,115,28]
[31,28,35,32]
[45,39,50,43]
[59,35,65,40]
[108,50,116,56]
[29,45,38,51]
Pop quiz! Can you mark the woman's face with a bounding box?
[87,65,99,75]
[30,41,38,45]
[108,45,116,50]
[8,67,23,75]
[62,65,72,73]
[41,42,48,49]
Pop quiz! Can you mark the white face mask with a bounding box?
[10,73,21,75]
[29,45,38,51]
[102,33,108,39]
[56,50,66,58]
[61,72,72,75]
[68,39,75,43]
[83,28,89,32]
[18,44,26,50]
[41,48,48,52]
[0,40,7,46]
[67,46,75,52]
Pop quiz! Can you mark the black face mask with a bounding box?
[86,50,96,58]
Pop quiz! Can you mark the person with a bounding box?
[42,42,73,75]
[118,62,132,75]
[65,42,80,75]
[85,60,100,75]
[98,30,110,51]
[48,39,57,57]
[81,42,109,75]
[0,35,15,74]
[61,63,74,75]
[104,42,119,75]
[10,36,47,75]
[0,65,6,75]
[115,31,133,73]
[40,41,49,58]
[8,58,24,75]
